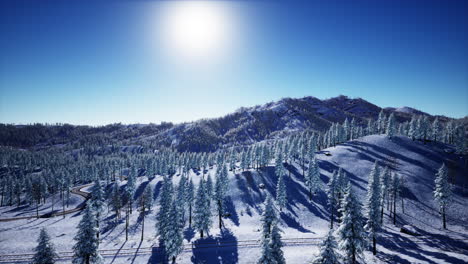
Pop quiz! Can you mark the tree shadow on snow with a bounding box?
[191,228,238,264]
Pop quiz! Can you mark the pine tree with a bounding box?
[386,113,396,138]
[276,171,287,212]
[257,194,279,264]
[157,176,174,242]
[306,157,321,201]
[364,162,381,255]
[257,236,276,264]
[270,221,285,264]
[337,183,367,264]
[186,178,195,227]
[327,171,338,229]
[433,163,452,229]
[165,200,183,263]
[389,172,400,225]
[312,230,340,264]
[109,182,122,219]
[138,184,153,241]
[193,177,212,237]
[379,166,390,223]
[432,118,441,142]
[90,180,105,239]
[214,163,229,229]
[32,228,58,264]
[72,205,102,264]
[125,170,136,214]
[175,175,187,228]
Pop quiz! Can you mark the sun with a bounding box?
[158,1,235,64]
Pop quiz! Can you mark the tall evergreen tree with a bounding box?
[337,183,367,264]
[138,184,153,241]
[90,180,105,240]
[276,171,287,212]
[72,205,102,264]
[312,230,340,264]
[258,194,280,264]
[269,221,285,264]
[327,171,338,228]
[193,177,212,237]
[156,176,174,243]
[364,162,381,255]
[306,157,321,201]
[32,228,58,264]
[433,163,452,229]
[165,200,183,263]
[214,164,229,229]
[386,113,396,138]
[186,178,195,227]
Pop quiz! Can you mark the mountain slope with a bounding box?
[0,95,456,152]
[1,135,466,263]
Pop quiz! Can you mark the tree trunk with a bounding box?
[126,209,129,241]
[200,230,204,238]
[330,208,334,229]
[172,256,176,263]
[189,204,192,227]
[62,192,65,218]
[373,236,376,255]
[141,212,145,241]
[218,200,223,230]
[393,195,397,225]
[401,197,404,213]
[442,206,446,229]
[380,205,384,225]
[36,201,39,219]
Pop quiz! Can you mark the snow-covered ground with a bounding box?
[1,135,467,263]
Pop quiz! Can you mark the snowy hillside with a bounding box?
[1,95,458,153]
[1,135,467,263]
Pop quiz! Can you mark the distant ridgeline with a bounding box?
[0,96,465,153]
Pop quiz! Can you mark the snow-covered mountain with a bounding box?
[0,95,456,152]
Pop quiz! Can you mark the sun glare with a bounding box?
[157,1,237,66]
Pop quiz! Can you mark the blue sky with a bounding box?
[1,0,467,125]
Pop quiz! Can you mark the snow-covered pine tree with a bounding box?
[175,175,187,228]
[72,205,102,264]
[214,163,229,229]
[276,170,287,212]
[138,183,153,241]
[193,177,212,237]
[109,182,122,219]
[306,157,321,201]
[206,173,214,200]
[125,169,136,214]
[312,229,340,264]
[165,200,183,263]
[32,228,58,264]
[408,115,417,140]
[156,176,174,243]
[433,163,452,229]
[257,236,275,264]
[380,166,390,224]
[364,162,381,255]
[327,170,338,228]
[90,180,105,240]
[337,182,367,264]
[432,117,441,142]
[257,194,279,264]
[389,172,400,225]
[270,221,285,264]
[186,178,195,227]
[377,110,387,134]
[386,113,396,138]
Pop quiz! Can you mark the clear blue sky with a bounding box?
[1,0,467,125]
